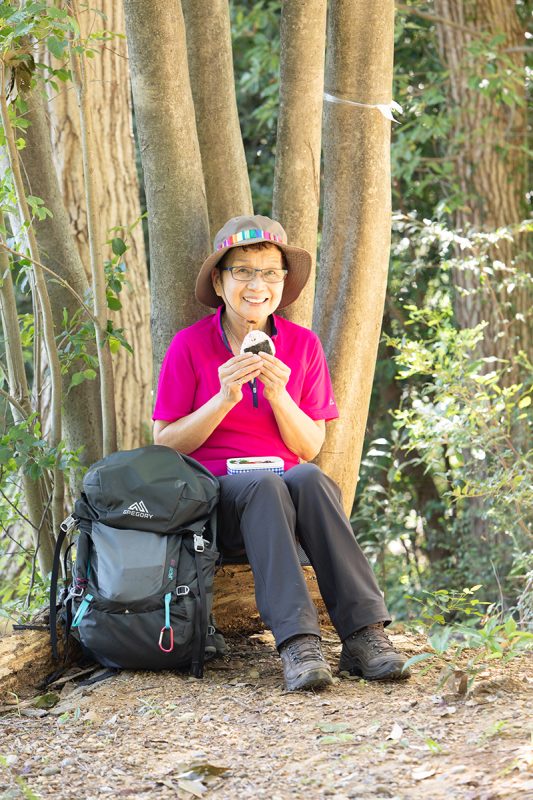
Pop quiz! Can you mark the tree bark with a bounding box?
[45,1,152,449]
[313,0,396,514]
[69,1,117,456]
[181,0,253,239]
[434,0,529,381]
[124,0,211,377]
[272,0,327,328]
[19,87,103,467]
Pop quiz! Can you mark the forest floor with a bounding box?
[0,625,531,800]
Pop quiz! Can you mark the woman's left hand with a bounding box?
[257,352,291,403]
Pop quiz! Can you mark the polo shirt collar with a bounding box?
[215,305,278,349]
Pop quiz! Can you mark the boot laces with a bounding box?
[356,625,397,655]
[285,636,323,665]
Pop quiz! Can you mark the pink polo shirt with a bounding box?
[152,307,339,476]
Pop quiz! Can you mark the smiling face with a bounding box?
[211,243,285,332]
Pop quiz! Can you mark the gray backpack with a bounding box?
[50,445,221,677]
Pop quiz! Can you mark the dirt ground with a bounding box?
[0,626,531,800]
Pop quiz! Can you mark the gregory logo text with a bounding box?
[123,500,154,519]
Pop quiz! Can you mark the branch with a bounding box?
[395,3,480,37]
[0,386,28,419]
[0,239,98,327]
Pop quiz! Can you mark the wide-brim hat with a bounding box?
[195,214,312,309]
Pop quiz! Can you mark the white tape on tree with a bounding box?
[324,92,403,123]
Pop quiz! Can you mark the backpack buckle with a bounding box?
[175,585,190,596]
[193,533,205,552]
[60,514,77,534]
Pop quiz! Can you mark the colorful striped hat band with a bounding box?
[216,229,284,251]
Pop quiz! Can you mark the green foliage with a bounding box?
[355,216,532,613]
[402,586,533,684]
[230,0,281,213]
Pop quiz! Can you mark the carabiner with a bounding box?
[158,625,174,653]
[159,592,174,652]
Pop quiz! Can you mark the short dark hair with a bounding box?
[218,242,287,270]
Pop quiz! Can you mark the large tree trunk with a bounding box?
[434,0,529,382]
[313,0,395,514]
[181,0,253,239]
[272,0,327,328]
[19,87,103,467]
[124,0,211,376]
[45,1,151,449]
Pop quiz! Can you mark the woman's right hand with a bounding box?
[218,353,262,404]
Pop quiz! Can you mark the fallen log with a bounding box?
[1,566,327,702]
[213,564,328,635]
[0,627,58,703]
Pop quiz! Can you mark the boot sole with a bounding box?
[339,657,410,681]
[285,667,334,692]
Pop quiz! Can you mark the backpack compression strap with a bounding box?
[190,534,209,678]
[49,515,77,660]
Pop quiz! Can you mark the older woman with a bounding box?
[153,215,408,691]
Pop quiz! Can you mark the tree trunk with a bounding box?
[434,0,529,381]
[19,87,103,467]
[123,0,211,376]
[313,0,395,514]
[181,0,253,239]
[45,1,152,449]
[272,0,327,328]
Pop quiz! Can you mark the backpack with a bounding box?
[50,445,221,678]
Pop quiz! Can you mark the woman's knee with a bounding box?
[284,462,324,489]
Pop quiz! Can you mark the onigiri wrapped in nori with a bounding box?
[240,329,276,356]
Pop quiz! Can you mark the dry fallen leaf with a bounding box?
[412,767,436,781]
[388,722,403,740]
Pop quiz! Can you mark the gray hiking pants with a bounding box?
[217,463,390,648]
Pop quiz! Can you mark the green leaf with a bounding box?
[402,652,434,672]
[47,34,67,59]
[111,237,127,256]
[108,336,121,355]
[107,295,122,311]
[317,722,350,733]
[32,692,60,709]
[0,446,13,464]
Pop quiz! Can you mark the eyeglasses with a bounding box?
[221,266,288,284]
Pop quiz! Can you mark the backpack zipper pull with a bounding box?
[193,533,205,552]
[71,593,93,628]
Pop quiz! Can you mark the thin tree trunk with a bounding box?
[0,219,53,575]
[434,0,529,382]
[45,1,152,449]
[313,0,395,514]
[272,0,327,328]
[0,65,62,565]
[19,86,103,467]
[181,0,253,239]
[69,2,117,456]
[124,0,211,375]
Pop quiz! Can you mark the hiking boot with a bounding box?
[279,634,333,692]
[339,623,410,681]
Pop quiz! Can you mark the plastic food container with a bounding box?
[226,457,284,476]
